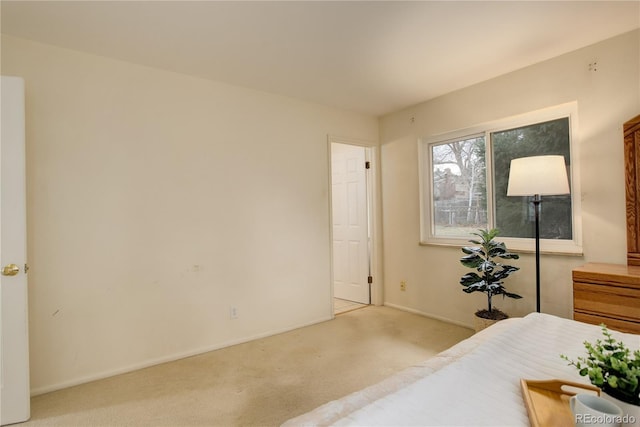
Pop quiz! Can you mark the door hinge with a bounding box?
[367,275,373,284]
[365,161,371,169]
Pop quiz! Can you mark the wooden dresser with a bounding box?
[624,114,640,266]
[572,114,640,334]
[572,263,640,334]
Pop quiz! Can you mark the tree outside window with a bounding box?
[431,136,486,236]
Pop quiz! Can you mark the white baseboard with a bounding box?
[383,302,473,330]
[31,314,333,396]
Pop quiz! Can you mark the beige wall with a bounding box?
[1,35,379,394]
[379,30,640,327]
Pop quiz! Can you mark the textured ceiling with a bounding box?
[2,1,639,116]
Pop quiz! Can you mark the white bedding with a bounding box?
[282,313,640,426]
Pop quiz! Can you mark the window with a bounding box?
[419,104,581,253]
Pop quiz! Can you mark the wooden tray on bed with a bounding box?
[520,379,600,427]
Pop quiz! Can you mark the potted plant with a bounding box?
[459,228,522,331]
[561,325,639,426]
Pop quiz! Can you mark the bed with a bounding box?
[282,312,640,426]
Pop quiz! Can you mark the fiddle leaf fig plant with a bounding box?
[561,324,640,405]
[460,228,522,320]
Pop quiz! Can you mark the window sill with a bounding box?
[419,237,584,257]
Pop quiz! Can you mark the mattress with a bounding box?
[282,312,640,426]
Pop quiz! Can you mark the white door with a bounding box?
[331,143,370,304]
[0,76,30,425]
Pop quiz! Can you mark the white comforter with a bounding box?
[283,313,640,426]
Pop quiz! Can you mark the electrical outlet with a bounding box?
[230,306,238,319]
[400,281,407,291]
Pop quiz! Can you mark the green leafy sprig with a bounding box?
[561,324,640,405]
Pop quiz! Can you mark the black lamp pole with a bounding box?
[532,194,541,313]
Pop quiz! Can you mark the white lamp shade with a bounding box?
[507,155,570,196]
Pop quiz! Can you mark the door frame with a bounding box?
[328,135,383,314]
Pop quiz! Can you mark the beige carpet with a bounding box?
[22,306,473,427]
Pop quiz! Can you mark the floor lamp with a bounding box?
[507,155,570,313]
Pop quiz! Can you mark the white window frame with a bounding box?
[418,102,583,255]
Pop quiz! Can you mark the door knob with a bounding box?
[2,264,20,276]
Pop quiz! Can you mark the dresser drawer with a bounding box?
[573,312,640,334]
[573,282,640,322]
[572,262,640,334]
